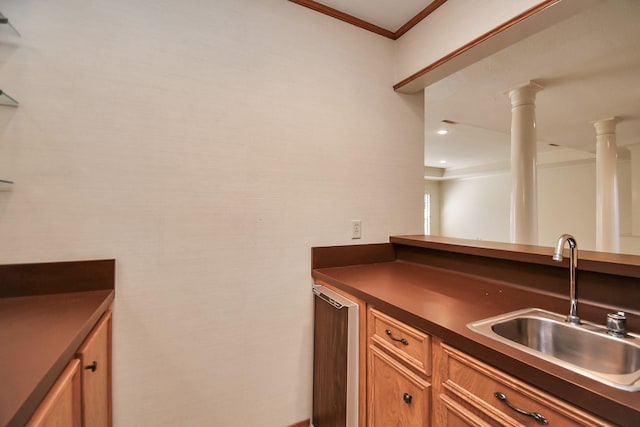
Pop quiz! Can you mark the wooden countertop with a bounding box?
[0,260,115,427]
[390,234,640,277]
[312,238,640,426]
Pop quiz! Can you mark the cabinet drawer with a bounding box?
[437,344,614,427]
[368,345,431,427]
[368,307,431,375]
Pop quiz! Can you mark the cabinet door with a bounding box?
[26,359,82,427]
[76,311,112,427]
[437,393,493,427]
[368,345,431,427]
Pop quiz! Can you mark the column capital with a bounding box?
[592,116,619,135]
[504,80,544,107]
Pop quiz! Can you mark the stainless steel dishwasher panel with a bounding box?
[312,285,358,427]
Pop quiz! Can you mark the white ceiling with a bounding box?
[313,0,436,31]
[307,0,640,174]
[425,0,640,173]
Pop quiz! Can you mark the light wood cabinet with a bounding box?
[26,359,82,427]
[368,345,431,426]
[77,310,112,427]
[433,340,614,427]
[367,307,432,426]
[26,311,112,427]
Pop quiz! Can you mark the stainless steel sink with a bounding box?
[468,308,640,391]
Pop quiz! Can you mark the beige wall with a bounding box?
[538,162,597,249]
[436,159,640,254]
[0,1,424,425]
[440,173,511,243]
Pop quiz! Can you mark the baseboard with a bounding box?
[286,419,310,427]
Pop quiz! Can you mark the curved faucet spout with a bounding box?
[552,234,580,324]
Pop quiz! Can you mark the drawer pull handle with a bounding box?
[494,392,548,425]
[385,329,409,345]
[403,393,412,404]
[85,361,98,372]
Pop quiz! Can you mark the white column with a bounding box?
[626,143,640,236]
[593,117,620,253]
[507,81,543,245]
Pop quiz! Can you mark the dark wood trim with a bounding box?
[393,0,561,90]
[0,259,115,298]
[289,0,446,40]
[286,419,310,427]
[289,0,394,39]
[311,243,395,269]
[394,0,447,39]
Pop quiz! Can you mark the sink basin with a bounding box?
[468,308,640,391]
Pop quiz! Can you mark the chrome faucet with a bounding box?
[552,234,580,325]
[607,311,628,337]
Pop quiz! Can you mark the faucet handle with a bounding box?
[607,311,627,337]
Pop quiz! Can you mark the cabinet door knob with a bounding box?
[403,393,412,404]
[85,361,98,372]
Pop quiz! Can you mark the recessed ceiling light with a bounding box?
[437,129,448,135]
[439,160,447,164]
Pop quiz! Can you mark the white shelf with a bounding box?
[0,11,20,106]
[0,90,18,106]
[0,179,13,191]
[0,11,20,36]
